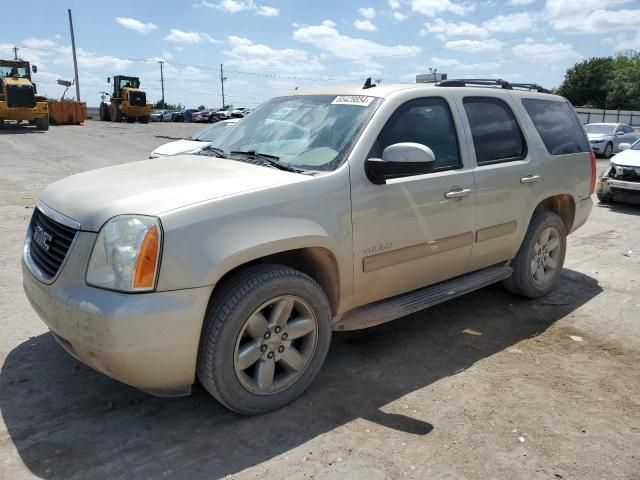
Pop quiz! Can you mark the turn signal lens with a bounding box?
[134,225,159,289]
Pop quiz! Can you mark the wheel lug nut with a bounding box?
[278,346,285,353]
[267,351,275,359]
[263,332,271,339]
[281,333,288,340]
[274,326,282,334]
[260,344,267,352]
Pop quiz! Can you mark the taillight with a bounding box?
[589,151,597,195]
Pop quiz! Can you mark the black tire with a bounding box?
[126,117,135,123]
[502,211,567,299]
[34,116,49,131]
[139,116,149,124]
[597,191,614,203]
[603,142,613,159]
[110,102,122,122]
[99,102,110,121]
[197,264,332,415]
[0,118,4,129]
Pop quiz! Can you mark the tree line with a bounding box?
[557,50,640,110]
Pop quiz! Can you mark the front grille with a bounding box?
[610,165,640,183]
[6,84,36,108]
[129,91,146,107]
[28,208,77,280]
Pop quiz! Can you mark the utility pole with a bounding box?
[220,64,227,109]
[13,46,18,60]
[68,9,81,102]
[158,60,165,107]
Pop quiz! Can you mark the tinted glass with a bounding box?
[623,125,634,133]
[463,97,526,165]
[521,99,590,155]
[375,97,461,171]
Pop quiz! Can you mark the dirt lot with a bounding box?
[0,120,639,480]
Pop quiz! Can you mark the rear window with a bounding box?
[463,97,526,165]
[521,99,590,155]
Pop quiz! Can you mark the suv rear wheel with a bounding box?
[197,264,332,415]
[503,211,566,298]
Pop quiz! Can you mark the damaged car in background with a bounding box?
[597,139,640,204]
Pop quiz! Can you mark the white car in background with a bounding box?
[585,123,640,158]
[149,119,239,158]
[597,139,640,204]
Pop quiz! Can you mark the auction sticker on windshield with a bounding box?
[331,95,375,106]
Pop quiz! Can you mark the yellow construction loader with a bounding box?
[0,59,49,130]
[99,75,153,123]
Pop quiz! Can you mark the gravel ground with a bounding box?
[0,120,639,480]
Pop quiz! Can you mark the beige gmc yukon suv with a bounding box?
[22,79,595,414]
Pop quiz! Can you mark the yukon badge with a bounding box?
[33,225,52,251]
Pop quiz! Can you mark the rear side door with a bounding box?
[452,92,541,271]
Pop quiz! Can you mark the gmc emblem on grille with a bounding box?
[33,225,53,251]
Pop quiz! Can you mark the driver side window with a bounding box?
[372,97,462,171]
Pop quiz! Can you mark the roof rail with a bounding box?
[436,78,550,94]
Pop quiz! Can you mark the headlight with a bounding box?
[87,215,162,292]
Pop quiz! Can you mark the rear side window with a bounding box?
[463,97,526,165]
[521,98,590,155]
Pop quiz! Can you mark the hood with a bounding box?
[611,149,640,168]
[151,139,209,157]
[39,155,305,231]
[587,133,611,141]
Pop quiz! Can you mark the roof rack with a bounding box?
[436,78,550,94]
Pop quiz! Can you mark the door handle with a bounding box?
[444,188,472,199]
[520,175,541,184]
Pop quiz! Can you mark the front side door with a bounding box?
[452,93,541,271]
[350,95,476,307]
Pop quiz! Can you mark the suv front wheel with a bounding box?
[197,264,332,415]
[503,211,567,298]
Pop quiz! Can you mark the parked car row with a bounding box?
[585,122,640,158]
[150,107,252,123]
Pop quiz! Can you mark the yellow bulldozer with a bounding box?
[99,75,153,123]
[0,59,49,130]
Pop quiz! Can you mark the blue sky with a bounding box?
[1,0,639,108]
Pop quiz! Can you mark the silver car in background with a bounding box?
[585,123,640,158]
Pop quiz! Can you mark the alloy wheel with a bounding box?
[530,226,562,287]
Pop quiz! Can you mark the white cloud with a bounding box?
[410,0,474,17]
[22,37,58,49]
[546,0,640,32]
[421,18,488,37]
[293,21,420,67]
[164,29,219,44]
[354,19,377,31]
[161,51,174,60]
[359,7,376,19]
[197,0,280,16]
[115,17,158,34]
[509,0,536,4]
[224,35,325,73]
[256,5,279,16]
[393,11,408,21]
[512,39,581,63]
[430,56,503,71]
[389,0,401,8]
[484,12,535,32]
[22,37,133,71]
[445,38,503,52]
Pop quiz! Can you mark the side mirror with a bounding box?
[31,65,38,73]
[107,77,111,83]
[619,143,631,151]
[616,131,624,136]
[366,142,435,185]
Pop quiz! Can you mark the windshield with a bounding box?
[119,78,140,89]
[630,139,640,150]
[191,121,236,142]
[585,124,615,135]
[209,94,381,171]
[0,65,28,78]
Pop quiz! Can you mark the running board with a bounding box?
[333,265,513,331]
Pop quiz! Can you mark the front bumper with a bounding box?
[22,231,213,396]
[590,143,605,154]
[0,100,48,120]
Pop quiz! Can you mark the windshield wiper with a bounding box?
[229,150,302,173]
[197,146,227,158]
